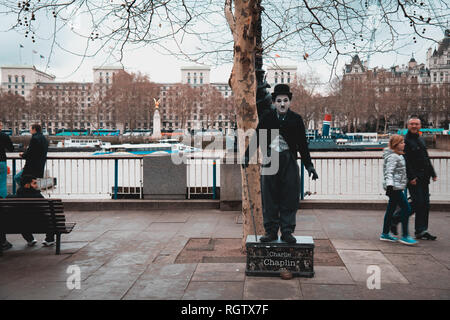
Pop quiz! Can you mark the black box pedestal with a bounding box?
[245,235,314,278]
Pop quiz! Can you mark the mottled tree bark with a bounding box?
[225,0,265,251]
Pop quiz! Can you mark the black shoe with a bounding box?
[260,233,278,242]
[1,241,12,251]
[390,223,398,236]
[281,233,297,243]
[416,232,437,241]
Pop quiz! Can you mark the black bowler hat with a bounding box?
[271,84,292,101]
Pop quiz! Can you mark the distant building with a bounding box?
[266,65,297,88]
[0,65,55,98]
[427,29,450,85]
[340,30,450,129]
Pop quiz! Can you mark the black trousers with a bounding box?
[260,150,299,234]
[1,232,54,244]
[408,181,430,235]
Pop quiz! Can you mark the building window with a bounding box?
[274,78,278,84]
[22,76,25,83]
[15,76,18,82]
[8,75,11,83]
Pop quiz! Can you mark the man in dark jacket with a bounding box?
[0,121,14,199]
[1,175,41,250]
[14,124,48,187]
[245,84,318,243]
[404,117,438,240]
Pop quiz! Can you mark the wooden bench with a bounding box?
[0,199,76,256]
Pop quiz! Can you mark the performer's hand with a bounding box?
[432,176,438,182]
[19,152,24,158]
[306,166,318,180]
[409,178,417,186]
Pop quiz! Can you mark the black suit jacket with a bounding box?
[22,133,48,178]
[246,108,313,169]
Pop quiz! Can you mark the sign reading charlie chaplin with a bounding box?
[245,235,314,278]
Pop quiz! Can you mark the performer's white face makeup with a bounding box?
[274,94,290,115]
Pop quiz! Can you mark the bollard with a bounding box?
[212,160,217,199]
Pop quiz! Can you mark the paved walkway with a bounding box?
[0,208,449,300]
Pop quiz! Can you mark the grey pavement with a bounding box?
[0,208,449,300]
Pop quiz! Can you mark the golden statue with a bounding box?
[153,98,160,109]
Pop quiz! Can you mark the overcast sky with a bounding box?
[0,2,447,89]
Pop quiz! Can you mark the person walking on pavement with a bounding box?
[244,84,318,244]
[0,121,14,199]
[14,123,48,187]
[381,135,417,245]
[402,116,438,240]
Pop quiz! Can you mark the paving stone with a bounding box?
[123,278,190,300]
[299,266,355,285]
[376,241,428,254]
[384,253,450,290]
[243,278,302,300]
[345,263,409,284]
[331,239,378,251]
[139,263,197,281]
[300,284,362,300]
[295,214,323,231]
[191,263,246,282]
[183,281,244,300]
[63,231,106,242]
[2,280,73,300]
[358,283,450,300]
[337,249,392,265]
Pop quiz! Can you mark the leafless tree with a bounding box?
[102,70,159,131]
[165,83,198,130]
[0,91,26,134]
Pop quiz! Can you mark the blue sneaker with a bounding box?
[380,233,398,242]
[399,236,418,246]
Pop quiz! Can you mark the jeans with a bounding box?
[408,181,430,235]
[383,190,411,237]
[0,161,7,198]
[14,169,23,188]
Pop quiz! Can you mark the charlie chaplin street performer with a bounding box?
[244,83,318,243]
